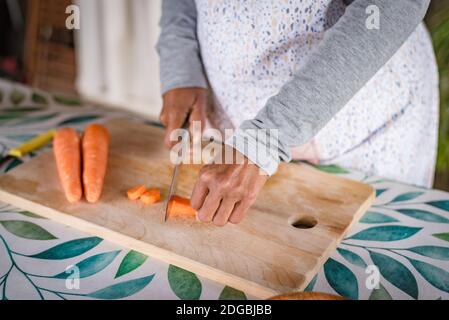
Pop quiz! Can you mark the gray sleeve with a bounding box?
[156,0,207,95]
[225,0,430,175]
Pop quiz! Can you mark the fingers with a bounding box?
[189,94,207,130]
[160,89,207,150]
[229,199,253,224]
[197,192,222,223]
[163,111,189,149]
[190,179,209,211]
[213,198,237,226]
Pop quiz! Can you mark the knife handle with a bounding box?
[8,129,56,158]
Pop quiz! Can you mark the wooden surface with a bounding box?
[269,292,347,300]
[25,0,77,93]
[0,119,375,298]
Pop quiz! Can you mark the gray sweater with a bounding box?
[157,0,431,175]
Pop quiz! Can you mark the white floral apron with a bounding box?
[196,0,439,187]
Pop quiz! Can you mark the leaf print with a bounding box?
[433,233,449,243]
[396,209,449,223]
[88,275,155,299]
[53,95,82,106]
[304,275,317,292]
[31,92,48,105]
[408,258,449,293]
[369,283,392,300]
[314,164,349,174]
[219,286,246,300]
[6,134,36,142]
[6,267,43,300]
[427,200,449,212]
[12,113,59,126]
[16,211,45,219]
[168,265,202,300]
[389,192,424,203]
[58,115,100,126]
[0,111,24,123]
[3,106,45,112]
[30,237,103,260]
[369,179,390,184]
[5,158,23,172]
[360,211,398,224]
[54,250,120,279]
[324,258,358,300]
[348,225,421,242]
[375,189,387,197]
[0,220,56,240]
[407,246,449,260]
[369,251,418,299]
[115,250,148,279]
[337,248,367,268]
[10,89,26,105]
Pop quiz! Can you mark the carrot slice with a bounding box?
[82,124,110,203]
[127,185,147,200]
[140,188,161,204]
[53,128,82,203]
[168,196,197,219]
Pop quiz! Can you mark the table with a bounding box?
[1,79,448,300]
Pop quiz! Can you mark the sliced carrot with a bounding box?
[140,188,161,205]
[127,185,147,200]
[168,195,197,219]
[53,128,82,203]
[82,124,110,203]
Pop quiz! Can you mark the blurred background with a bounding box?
[0,0,448,189]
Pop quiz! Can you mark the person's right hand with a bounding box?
[159,87,207,149]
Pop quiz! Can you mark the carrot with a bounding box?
[168,195,197,218]
[82,124,110,203]
[140,188,161,204]
[127,185,147,200]
[53,128,82,203]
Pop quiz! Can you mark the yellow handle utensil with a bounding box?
[7,129,56,157]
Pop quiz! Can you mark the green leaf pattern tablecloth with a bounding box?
[1,79,449,300]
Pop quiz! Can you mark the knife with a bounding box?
[163,122,190,222]
[0,129,56,167]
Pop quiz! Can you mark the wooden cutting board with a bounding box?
[0,118,374,298]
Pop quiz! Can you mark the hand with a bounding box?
[191,146,268,226]
[160,87,207,148]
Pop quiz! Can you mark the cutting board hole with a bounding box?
[288,215,317,229]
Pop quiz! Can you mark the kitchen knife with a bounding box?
[163,122,190,222]
[0,129,56,167]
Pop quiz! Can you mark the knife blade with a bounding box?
[163,122,190,222]
[164,160,181,222]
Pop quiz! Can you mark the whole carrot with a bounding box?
[53,128,82,203]
[82,124,110,203]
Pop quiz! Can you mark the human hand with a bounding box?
[190,146,268,226]
[160,87,207,148]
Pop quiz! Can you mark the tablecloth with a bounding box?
[1,79,448,300]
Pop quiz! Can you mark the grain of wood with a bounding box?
[0,118,375,298]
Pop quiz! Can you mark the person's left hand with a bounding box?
[190,146,268,226]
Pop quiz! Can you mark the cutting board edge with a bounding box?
[295,187,376,293]
[0,188,279,299]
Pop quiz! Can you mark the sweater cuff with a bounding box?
[224,128,280,176]
[160,74,208,96]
